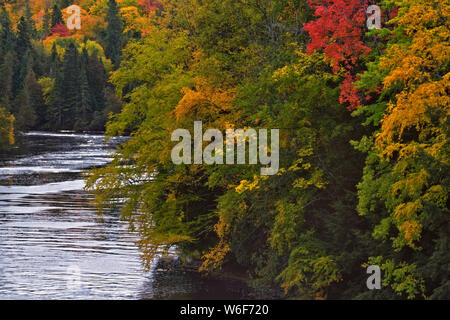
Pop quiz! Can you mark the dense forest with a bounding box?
[1,0,449,299]
[0,0,125,136]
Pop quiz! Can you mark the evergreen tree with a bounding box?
[87,51,106,111]
[105,0,124,68]
[41,8,51,39]
[50,4,63,28]
[75,48,95,131]
[16,16,32,55]
[24,0,37,39]
[57,0,72,9]
[47,68,64,129]
[31,42,49,77]
[23,68,46,128]
[76,67,94,131]
[49,42,60,77]
[0,7,16,54]
[14,50,32,97]
[60,42,80,129]
[14,82,36,131]
[0,51,16,112]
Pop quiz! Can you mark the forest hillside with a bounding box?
[1,0,448,300]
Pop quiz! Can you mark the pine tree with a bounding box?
[14,49,32,97]
[49,42,60,77]
[47,68,64,129]
[57,0,72,9]
[105,0,124,68]
[75,48,94,131]
[24,68,46,128]
[14,78,37,131]
[60,42,80,129]
[50,4,63,28]
[41,8,51,39]
[47,41,81,130]
[87,51,106,111]
[16,16,32,55]
[0,7,16,54]
[14,12,40,101]
[24,0,37,39]
[76,67,93,131]
[0,51,16,112]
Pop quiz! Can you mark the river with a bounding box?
[0,132,247,300]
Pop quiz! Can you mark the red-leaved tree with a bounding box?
[137,0,163,14]
[51,23,70,37]
[304,0,371,110]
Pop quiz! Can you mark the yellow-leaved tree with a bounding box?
[357,0,449,299]
[0,107,14,150]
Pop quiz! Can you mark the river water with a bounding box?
[0,132,247,300]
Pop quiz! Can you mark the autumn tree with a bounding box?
[0,107,15,150]
[304,0,374,110]
[87,0,372,300]
[356,0,449,299]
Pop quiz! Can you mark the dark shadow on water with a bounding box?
[140,267,250,300]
